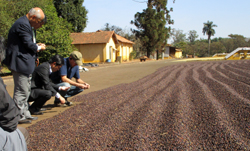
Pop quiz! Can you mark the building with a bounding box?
[70,30,134,63]
[212,53,228,57]
[225,47,250,60]
[162,44,182,59]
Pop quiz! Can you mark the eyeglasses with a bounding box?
[37,15,47,24]
[37,20,43,24]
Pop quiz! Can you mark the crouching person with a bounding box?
[50,51,90,106]
[28,55,70,115]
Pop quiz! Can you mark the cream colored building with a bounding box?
[212,53,228,58]
[163,45,183,59]
[175,49,183,58]
[225,47,250,60]
[70,30,134,63]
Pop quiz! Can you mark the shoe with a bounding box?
[31,111,43,115]
[40,108,46,111]
[54,102,62,107]
[45,107,52,110]
[29,108,43,115]
[26,116,38,120]
[65,101,73,106]
[54,99,62,107]
[18,119,32,124]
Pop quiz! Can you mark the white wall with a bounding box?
[164,47,170,57]
[105,38,116,61]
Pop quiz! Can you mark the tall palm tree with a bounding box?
[202,21,217,56]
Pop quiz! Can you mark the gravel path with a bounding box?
[27,60,250,150]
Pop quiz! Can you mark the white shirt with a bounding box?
[49,64,61,99]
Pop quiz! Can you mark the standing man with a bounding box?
[50,51,90,106]
[28,55,69,115]
[3,7,47,124]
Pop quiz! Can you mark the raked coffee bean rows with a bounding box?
[27,60,250,150]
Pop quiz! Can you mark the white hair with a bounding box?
[28,8,42,19]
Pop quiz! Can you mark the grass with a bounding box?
[0,65,11,76]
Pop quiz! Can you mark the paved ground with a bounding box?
[3,59,182,128]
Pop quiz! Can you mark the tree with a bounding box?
[0,0,76,62]
[246,38,250,47]
[37,3,76,62]
[211,37,222,42]
[210,41,226,55]
[228,34,247,49]
[0,1,15,40]
[193,40,208,57]
[101,23,123,35]
[202,20,217,56]
[53,0,88,32]
[187,30,198,43]
[131,0,173,59]
[220,38,234,53]
[171,28,186,44]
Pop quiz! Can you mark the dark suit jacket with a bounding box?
[0,77,20,132]
[31,62,59,96]
[3,15,38,75]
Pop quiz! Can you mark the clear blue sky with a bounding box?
[83,0,250,41]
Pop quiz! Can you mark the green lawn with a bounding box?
[0,66,11,74]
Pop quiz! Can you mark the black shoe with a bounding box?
[18,119,32,124]
[54,98,62,107]
[65,101,73,106]
[40,108,46,111]
[54,102,62,107]
[29,108,43,115]
[31,111,43,115]
[26,116,38,120]
[45,107,52,110]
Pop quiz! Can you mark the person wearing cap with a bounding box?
[50,51,90,106]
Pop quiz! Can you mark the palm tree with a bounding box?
[202,21,217,56]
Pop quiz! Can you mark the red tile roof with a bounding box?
[70,30,134,45]
[70,31,115,44]
[115,34,134,44]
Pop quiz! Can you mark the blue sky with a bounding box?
[83,0,250,41]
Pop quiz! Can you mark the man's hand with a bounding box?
[35,58,39,66]
[83,83,90,89]
[77,83,86,89]
[60,86,70,91]
[59,96,66,104]
[77,83,90,89]
[38,43,46,51]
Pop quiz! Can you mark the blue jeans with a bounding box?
[55,82,83,102]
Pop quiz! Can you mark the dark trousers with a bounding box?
[28,89,52,110]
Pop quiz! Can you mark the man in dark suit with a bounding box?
[28,55,69,115]
[3,7,47,124]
